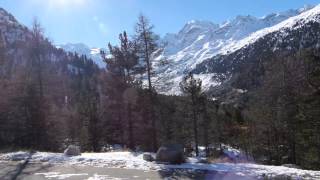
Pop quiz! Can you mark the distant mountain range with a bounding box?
[57,43,105,68]
[58,5,318,95]
[152,5,316,94]
[1,4,320,96]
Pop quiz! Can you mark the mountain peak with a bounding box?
[298,4,316,13]
[186,20,217,26]
[234,15,257,22]
[181,20,219,33]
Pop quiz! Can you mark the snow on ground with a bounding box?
[0,151,30,161]
[1,151,320,179]
[29,152,157,171]
[34,172,89,179]
[87,174,125,180]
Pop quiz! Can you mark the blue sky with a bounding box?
[0,0,319,47]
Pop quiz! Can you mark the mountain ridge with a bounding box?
[152,4,319,94]
[57,5,315,74]
[0,4,319,95]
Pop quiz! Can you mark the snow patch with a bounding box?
[35,172,88,179]
[1,151,320,179]
[88,174,127,180]
[0,151,30,161]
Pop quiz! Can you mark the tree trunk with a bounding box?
[128,103,134,150]
[203,109,209,157]
[142,25,157,152]
[150,99,158,152]
[142,26,152,92]
[192,95,199,156]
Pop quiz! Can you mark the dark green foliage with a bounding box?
[224,49,320,169]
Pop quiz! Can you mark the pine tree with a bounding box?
[102,31,140,149]
[180,72,203,156]
[134,14,159,151]
[103,31,139,82]
[134,14,158,90]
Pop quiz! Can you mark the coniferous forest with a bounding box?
[0,12,320,172]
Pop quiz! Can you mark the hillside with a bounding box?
[152,5,317,94]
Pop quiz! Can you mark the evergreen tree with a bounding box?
[134,14,159,151]
[102,31,140,149]
[180,72,203,156]
[134,14,159,90]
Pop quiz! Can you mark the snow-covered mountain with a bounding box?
[2,4,319,95]
[192,4,320,98]
[153,5,316,94]
[57,43,105,68]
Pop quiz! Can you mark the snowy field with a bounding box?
[1,151,320,179]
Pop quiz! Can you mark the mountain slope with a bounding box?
[0,7,99,76]
[0,8,30,46]
[0,8,104,68]
[193,4,320,97]
[58,43,105,68]
[153,5,315,94]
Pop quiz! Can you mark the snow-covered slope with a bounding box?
[153,5,316,94]
[58,43,105,68]
[220,4,320,55]
[193,4,320,93]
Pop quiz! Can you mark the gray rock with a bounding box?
[64,145,81,156]
[143,153,154,162]
[198,158,209,164]
[156,144,185,164]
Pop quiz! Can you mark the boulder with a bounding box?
[64,145,81,156]
[111,144,123,151]
[143,153,154,162]
[198,158,209,164]
[156,144,185,164]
